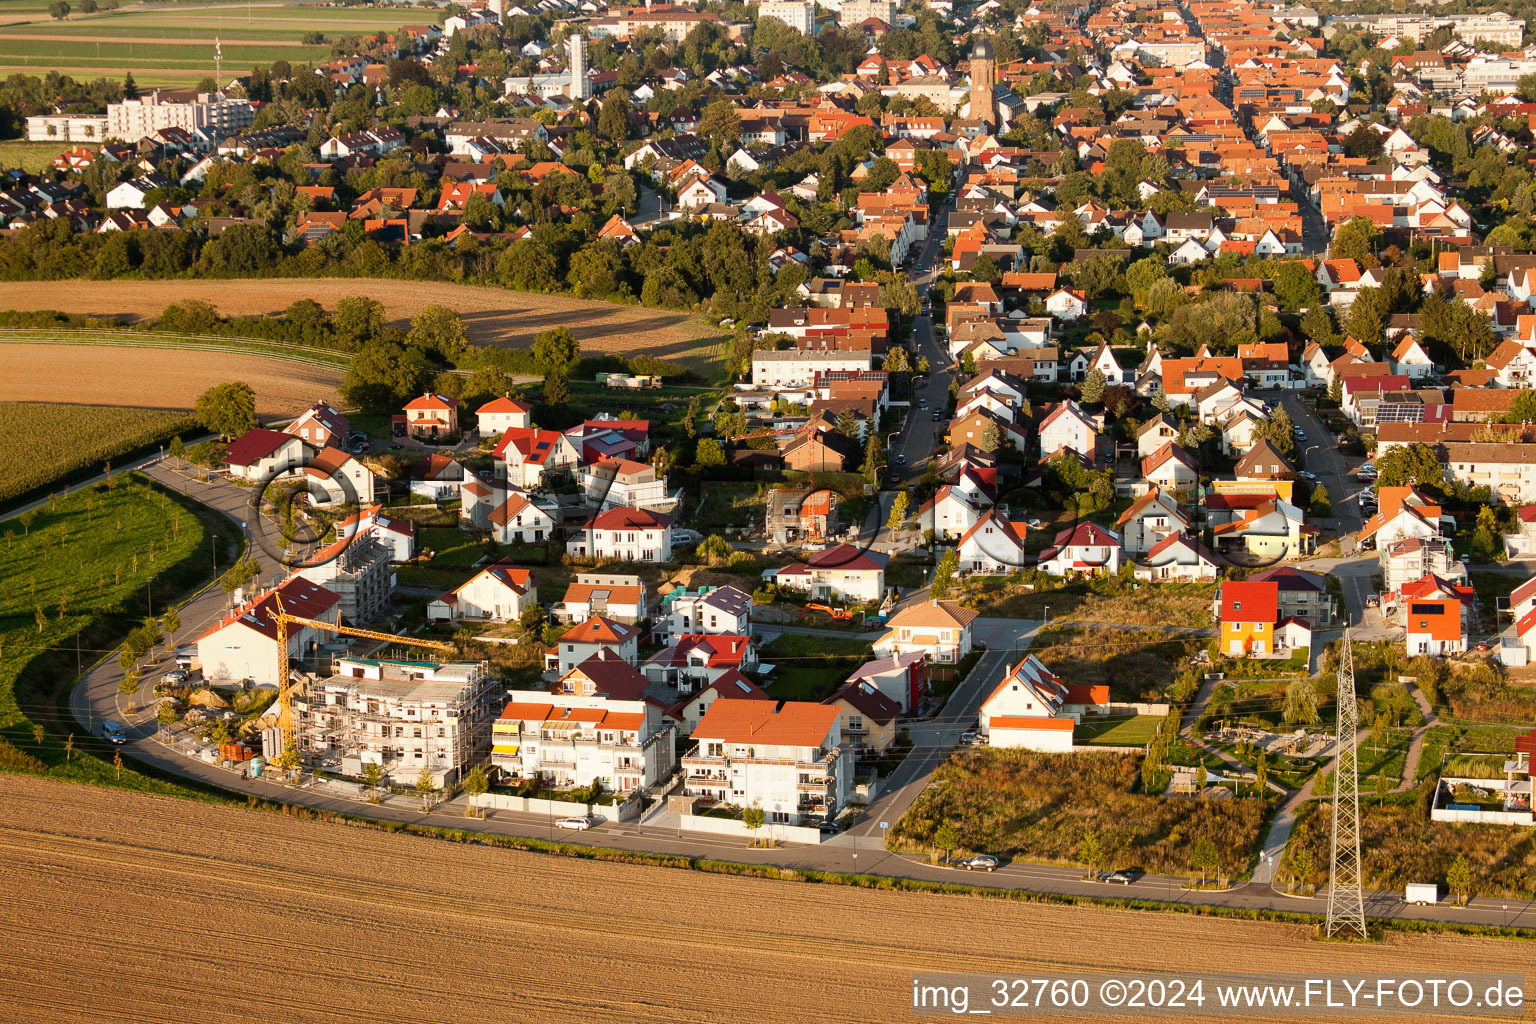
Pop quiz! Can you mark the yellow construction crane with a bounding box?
[272,592,458,763]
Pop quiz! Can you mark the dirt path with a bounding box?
[1,773,1524,1024]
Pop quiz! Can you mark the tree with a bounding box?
[1259,406,1295,459]
[883,345,910,373]
[931,548,959,600]
[934,819,959,864]
[694,438,726,468]
[157,701,177,732]
[1330,216,1382,263]
[406,305,469,361]
[697,99,742,150]
[1190,835,1217,885]
[1345,286,1388,346]
[161,607,180,638]
[1196,762,1208,790]
[1502,390,1536,425]
[1471,504,1500,561]
[341,341,432,413]
[1301,305,1339,347]
[1079,367,1107,404]
[683,395,699,439]
[1077,830,1104,877]
[979,420,1002,454]
[1375,442,1443,489]
[542,369,569,405]
[887,491,909,532]
[743,806,765,845]
[1255,751,1268,793]
[122,71,139,100]
[862,432,885,486]
[696,534,731,565]
[970,252,1001,284]
[363,761,385,800]
[49,0,70,18]
[1273,261,1322,311]
[415,768,437,811]
[1072,252,1121,300]
[1446,853,1472,905]
[64,733,73,762]
[531,325,580,377]
[1283,677,1319,725]
[1310,484,1332,517]
[597,88,632,143]
[194,382,257,440]
[835,409,860,439]
[463,766,488,817]
[1289,846,1314,893]
[333,295,386,348]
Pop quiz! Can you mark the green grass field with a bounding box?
[0,2,438,84]
[0,473,240,795]
[1074,713,1164,748]
[0,402,194,509]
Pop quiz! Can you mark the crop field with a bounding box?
[0,139,75,172]
[0,278,723,369]
[0,3,432,85]
[0,401,192,505]
[0,774,1526,1024]
[0,342,340,415]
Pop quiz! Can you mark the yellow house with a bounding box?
[1217,580,1280,656]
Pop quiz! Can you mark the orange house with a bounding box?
[1219,580,1279,656]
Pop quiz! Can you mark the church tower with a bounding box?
[568,34,590,102]
[969,36,996,127]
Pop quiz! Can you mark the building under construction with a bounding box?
[295,657,497,787]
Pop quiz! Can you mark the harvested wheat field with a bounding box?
[0,775,1524,1024]
[0,344,340,416]
[0,278,717,361]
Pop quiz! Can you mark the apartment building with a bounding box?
[291,534,393,624]
[682,699,850,824]
[759,0,813,33]
[581,457,670,512]
[26,114,108,142]
[655,585,753,643]
[299,658,497,786]
[106,90,253,144]
[491,657,676,795]
[1440,443,1536,505]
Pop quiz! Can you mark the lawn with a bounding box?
[760,632,871,702]
[1031,625,1205,703]
[417,526,490,568]
[0,473,240,795]
[1313,727,1414,794]
[0,402,194,509]
[966,576,1217,629]
[890,749,1268,881]
[1416,724,1521,782]
[1074,713,1165,747]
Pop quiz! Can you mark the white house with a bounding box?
[656,585,752,644]
[1115,487,1189,555]
[1037,522,1123,577]
[490,491,558,545]
[558,574,649,624]
[567,507,674,563]
[978,654,1077,752]
[1044,287,1088,320]
[476,396,533,437]
[223,428,313,483]
[547,616,640,676]
[1037,400,1101,462]
[1140,442,1199,494]
[681,699,850,824]
[767,544,887,603]
[194,578,340,686]
[495,428,581,490]
[916,484,987,542]
[337,505,416,562]
[641,633,757,691]
[957,510,1030,573]
[1134,532,1219,581]
[581,457,670,512]
[427,561,536,623]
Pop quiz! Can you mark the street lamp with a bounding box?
[1044,605,1050,624]
[1503,904,1509,927]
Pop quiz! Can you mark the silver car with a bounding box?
[960,855,999,872]
[556,815,595,830]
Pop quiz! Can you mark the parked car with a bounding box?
[101,720,127,745]
[932,411,941,421]
[161,669,188,685]
[1475,641,1490,652]
[555,815,595,831]
[959,855,999,872]
[918,397,928,408]
[1299,471,1317,480]
[817,819,842,836]
[896,454,905,464]
[1294,430,1307,442]
[1102,870,1136,885]
[1026,519,1044,529]
[1356,472,1376,483]
[671,528,703,546]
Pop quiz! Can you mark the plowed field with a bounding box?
[0,278,714,360]
[0,343,340,415]
[0,775,1524,1024]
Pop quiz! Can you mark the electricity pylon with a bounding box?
[1326,629,1367,939]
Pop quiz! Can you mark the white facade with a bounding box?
[760,0,813,33]
[107,90,253,144]
[567,511,674,563]
[658,585,753,643]
[682,700,850,824]
[493,690,675,794]
[26,114,107,142]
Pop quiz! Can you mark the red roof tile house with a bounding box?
[1406,598,1466,657]
[403,393,459,439]
[641,634,757,691]
[476,396,533,437]
[767,544,888,603]
[681,699,850,824]
[978,654,1077,752]
[822,680,902,754]
[546,617,640,676]
[224,428,313,483]
[286,401,350,448]
[194,578,341,686]
[1218,580,1280,657]
[1037,522,1122,577]
[567,507,674,564]
[427,561,536,623]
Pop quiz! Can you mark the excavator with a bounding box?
[798,603,855,622]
